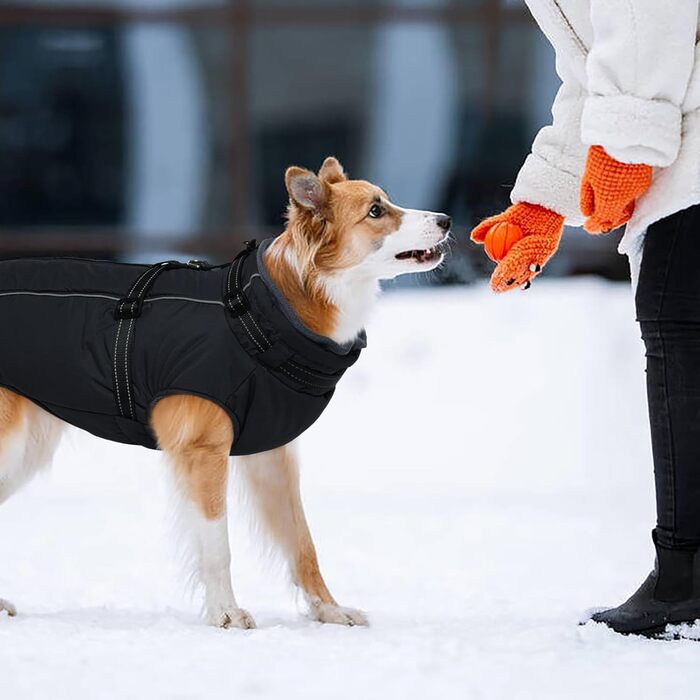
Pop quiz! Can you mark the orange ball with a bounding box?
[484,222,524,262]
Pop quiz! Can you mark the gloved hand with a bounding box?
[580,146,653,234]
[470,202,565,293]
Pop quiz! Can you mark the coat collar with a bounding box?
[222,239,366,396]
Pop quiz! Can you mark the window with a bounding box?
[1,0,575,280]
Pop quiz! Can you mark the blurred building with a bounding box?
[0,0,627,279]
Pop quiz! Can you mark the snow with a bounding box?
[1,278,699,699]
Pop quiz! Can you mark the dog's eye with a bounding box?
[368,204,384,219]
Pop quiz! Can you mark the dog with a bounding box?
[0,157,451,628]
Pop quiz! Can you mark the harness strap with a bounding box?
[224,241,339,394]
[112,239,343,421]
[112,259,209,419]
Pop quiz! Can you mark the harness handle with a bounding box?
[114,260,194,320]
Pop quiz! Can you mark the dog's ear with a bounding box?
[318,156,347,184]
[285,167,330,212]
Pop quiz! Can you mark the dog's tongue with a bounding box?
[396,248,434,262]
[415,249,437,263]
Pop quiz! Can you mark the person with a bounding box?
[470,0,700,638]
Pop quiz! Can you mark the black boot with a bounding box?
[585,532,700,638]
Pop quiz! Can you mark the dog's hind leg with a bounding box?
[237,443,368,626]
[151,395,255,629]
[0,388,64,616]
[0,390,63,505]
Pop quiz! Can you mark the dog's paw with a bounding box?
[209,607,256,630]
[310,602,368,627]
[0,598,17,618]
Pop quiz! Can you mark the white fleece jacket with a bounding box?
[511,0,700,278]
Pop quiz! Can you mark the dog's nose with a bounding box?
[436,214,452,231]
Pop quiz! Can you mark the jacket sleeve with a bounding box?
[581,0,698,167]
[511,58,588,226]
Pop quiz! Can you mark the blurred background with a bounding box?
[0,0,627,282]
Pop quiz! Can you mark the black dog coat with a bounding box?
[0,240,365,455]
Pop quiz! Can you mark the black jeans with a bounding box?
[636,204,700,550]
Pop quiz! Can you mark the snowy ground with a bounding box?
[2,278,699,699]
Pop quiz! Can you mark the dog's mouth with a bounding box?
[395,240,448,265]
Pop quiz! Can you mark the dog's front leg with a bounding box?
[152,395,255,629]
[238,443,368,626]
[187,505,254,629]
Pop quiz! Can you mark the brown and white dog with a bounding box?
[0,157,450,629]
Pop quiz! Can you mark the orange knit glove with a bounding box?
[471,203,565,293]
[580,146,653,234]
